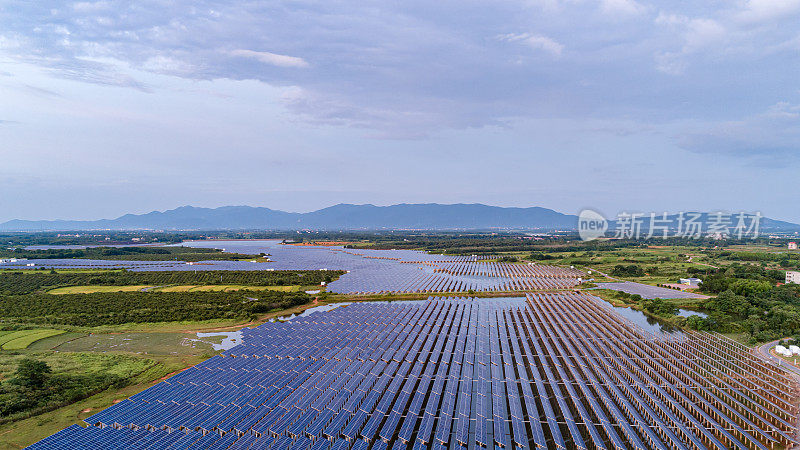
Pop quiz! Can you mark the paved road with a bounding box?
[594,281,709,300]
[756,340,800,378]
[755,340,800,448]
[585,268,708,300]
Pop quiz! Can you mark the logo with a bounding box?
[578,209,608,241]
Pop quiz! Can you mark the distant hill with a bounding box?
[0,204,578,231]
[1,204,798,232]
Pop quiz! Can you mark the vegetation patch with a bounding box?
[48,285,151,295]
[0,246,258,262]
[0,290,313,327]
[0,269,342,295]
[0,352,156,424]
[1,330,66,350]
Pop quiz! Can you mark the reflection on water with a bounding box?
[272,302,353,321]
[594,296,707,335]
[193,331,243,350]
[676,309,707,318]
[298,303,351,318]
[608,304,681,334]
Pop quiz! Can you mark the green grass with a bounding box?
[1,330,65,350]
[537,245,718,285]
[25,333,88,351]
[0,330,65,350]
[47,285,151,294]
[0,353,199,449]
[0,352,154,382]
[55,332,221,356]
[0,332,36,348]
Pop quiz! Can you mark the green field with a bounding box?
[0,330,65,350]
[0,352,197,449]
[47,285,151,294]
[55,332,220,356]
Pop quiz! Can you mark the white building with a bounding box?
[789,242,798,250]
[679,277,702,286]
[787,271,800,285]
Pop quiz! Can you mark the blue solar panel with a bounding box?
[27,296,800,450]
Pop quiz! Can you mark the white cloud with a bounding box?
[677,102,800,158]
[600,0,645,17]
[655,13,726,51]
[654,52,686,75]
[736,0,800,24]
[764,101,800,119]
[229,49,309,68]
[71,2,112,13]
[653,13,726,73]
[683,18,726,51]
[141,55,197,76]
[500,33,564,56]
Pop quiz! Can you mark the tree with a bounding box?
[12,358,51,389]
[707,290,750,318]
[611,265,644,277]
[685,315,708,331]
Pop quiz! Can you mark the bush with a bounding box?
[0,290,313,326]
[11,359,51,389]
[611,265,645,277]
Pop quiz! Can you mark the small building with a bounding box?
[787,271,800,285]
[679,277,702,286]
[789,242,798,250]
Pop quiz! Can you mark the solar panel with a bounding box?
[28,295,800,450]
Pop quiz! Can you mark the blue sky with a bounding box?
[0,0,798,223]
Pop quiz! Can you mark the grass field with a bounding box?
[47,285,150,294]
[0,352,200,449]
[543,245,716,285]
[26,332,88,351]
[0,330,66,350]
[56,332,220,356]
[47,284,303,294]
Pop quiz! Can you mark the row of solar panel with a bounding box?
[29,295,798,450]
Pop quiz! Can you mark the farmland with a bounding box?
[0,330,65,351]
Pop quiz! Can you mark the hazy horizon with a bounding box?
[2,202,797,227]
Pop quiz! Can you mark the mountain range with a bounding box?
[1,204,798,232]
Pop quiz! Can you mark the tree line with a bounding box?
[0,270,343,295]
[0,290,313,327]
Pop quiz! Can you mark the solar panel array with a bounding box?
[5,241,584,294]
[29,294,799,450]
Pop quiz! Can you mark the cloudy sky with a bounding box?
[1,0,798,223]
